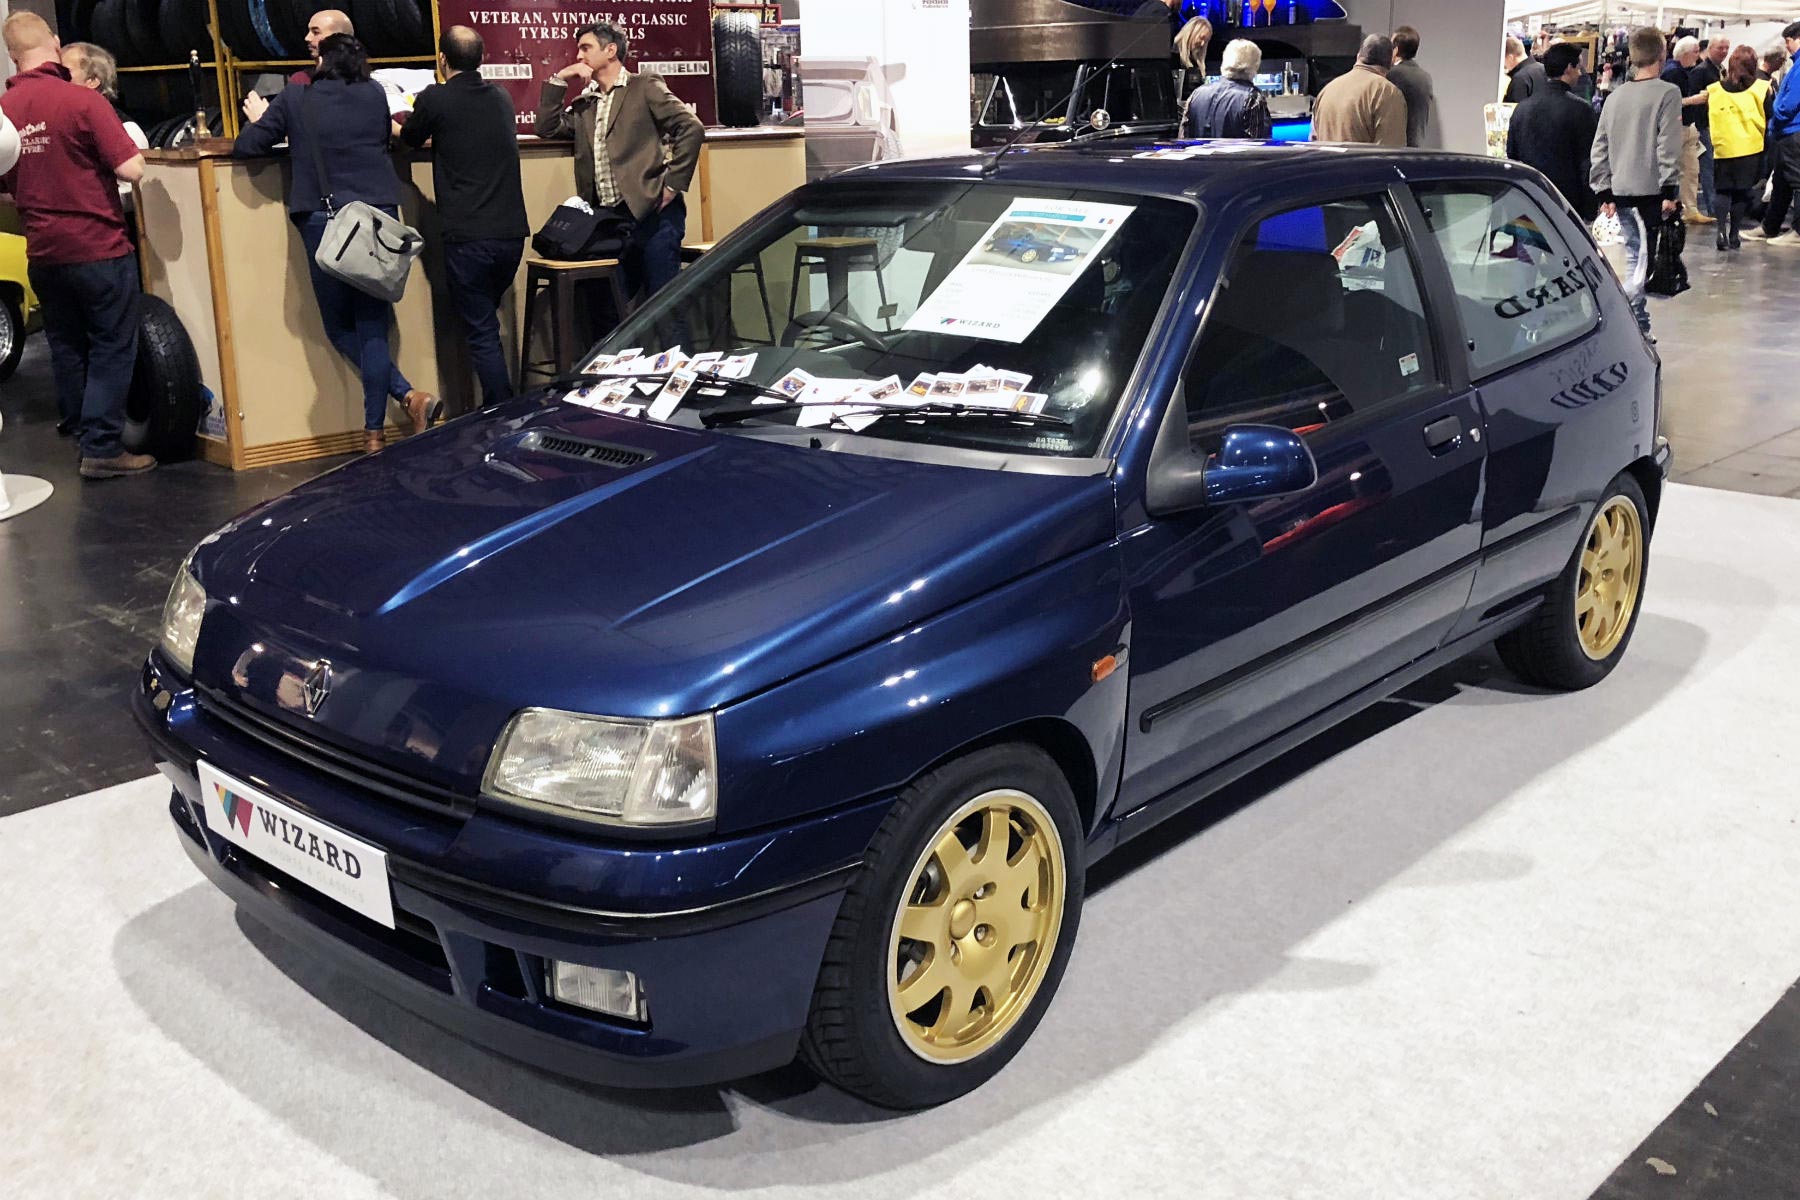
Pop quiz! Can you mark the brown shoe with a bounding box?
[363,431,385,455]
[1686,212,1717,225]
[403,389,443,431]
[79,452,157,479]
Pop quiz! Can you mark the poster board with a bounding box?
[442,1,718,131]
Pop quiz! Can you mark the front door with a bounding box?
[1118,188,1486,812]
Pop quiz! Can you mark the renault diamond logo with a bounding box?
[302,661,332,717]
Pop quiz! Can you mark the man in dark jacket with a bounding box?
[1505,37,1548,103]
[1182,39,1271,139]
[1507,43,1599,221]
[535,21,705,304]
[400,26,528,408]
[1387,25,1437,148]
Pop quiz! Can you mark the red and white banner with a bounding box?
[445,2,718,132]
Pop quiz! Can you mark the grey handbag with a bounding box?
[301,88,423,304]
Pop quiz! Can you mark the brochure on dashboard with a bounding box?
[904,197,1137,344]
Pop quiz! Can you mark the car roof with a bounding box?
[836,139,1538,207]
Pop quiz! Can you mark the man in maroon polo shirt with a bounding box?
[2,12,152,477]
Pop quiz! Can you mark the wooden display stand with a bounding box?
[136,130,805,470]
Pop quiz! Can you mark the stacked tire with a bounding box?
[66,0,432,64]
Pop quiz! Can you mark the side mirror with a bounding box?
[1146,420,1317,515]
[1203,425,1318,505]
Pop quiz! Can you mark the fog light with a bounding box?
[547,962,647,1023]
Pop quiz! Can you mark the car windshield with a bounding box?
[580,180,1196,460]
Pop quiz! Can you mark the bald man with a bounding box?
[2,11,153,476]
[241,11,355,127]
[399,26,527,406]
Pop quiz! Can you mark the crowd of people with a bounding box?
[0,9,701,473]
[1171,16,1439,149]
[1506,22,1800,337]
[4,2,1797,481]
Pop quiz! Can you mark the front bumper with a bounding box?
[135,655,886,1089]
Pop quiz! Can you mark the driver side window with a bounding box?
[1183,194,1440,442]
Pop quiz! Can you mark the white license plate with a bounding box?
[198,761,395,929]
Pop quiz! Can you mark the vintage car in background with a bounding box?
[0,225,37,382]
[139,140,1669,1111]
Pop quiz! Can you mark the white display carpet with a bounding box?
[2,482,1796,1200]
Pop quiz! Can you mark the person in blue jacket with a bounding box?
[233,32,440,453]
[1757,22,1800,245]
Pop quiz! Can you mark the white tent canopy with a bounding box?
[1507,1,1797,21]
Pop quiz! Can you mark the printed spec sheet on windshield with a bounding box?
[904,198,1137,343]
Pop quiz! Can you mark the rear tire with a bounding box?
[0,295,25,382]
[799,744,1084,1109]
[713,12,763,128]
[1497,472,1650,690]
[123,295,204,461]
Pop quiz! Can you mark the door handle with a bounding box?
[1423,415,1462,453]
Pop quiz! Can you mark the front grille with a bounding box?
[196,687,476,819]
[521,431,653,468]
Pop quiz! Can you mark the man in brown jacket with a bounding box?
[535,21,705,302]
[1310,35,1408,148]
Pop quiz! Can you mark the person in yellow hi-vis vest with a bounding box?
[1706,45,1771,250]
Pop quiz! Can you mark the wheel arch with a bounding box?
[1623,454,1663,533]
[908,717,1103,840]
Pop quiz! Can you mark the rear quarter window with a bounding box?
[1414,182,1600,378]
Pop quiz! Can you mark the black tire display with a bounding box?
[123,295,204,461]
[262,0,309,61]
[0,294,25,383]
[157,0,214,62]
[712,11,763,128]
[90,0,134,66]
[122,0,173,66]
[70,0,103,43]
[1497,472,1651,691]
[215,0,268,59]
[800,744,1085,1109]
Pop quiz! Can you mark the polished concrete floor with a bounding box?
[1653,239,1800,497]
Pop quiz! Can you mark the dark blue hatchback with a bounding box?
[138,140,1671,1109]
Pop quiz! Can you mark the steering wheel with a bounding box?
[780,310,892,354]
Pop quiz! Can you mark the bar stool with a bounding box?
[787,237,891,331]
[519,257,635,386]
[683,241,778,343]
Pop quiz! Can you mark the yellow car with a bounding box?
[0,226,35,381]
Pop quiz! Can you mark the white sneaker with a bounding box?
[1739,226,1772,241]
[1768,231,1800,247]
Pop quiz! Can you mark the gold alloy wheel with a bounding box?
[888,789,1066,1064]
[1576,495,1644,661]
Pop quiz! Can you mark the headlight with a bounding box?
[484,708,717,827]
[159,559,206,676]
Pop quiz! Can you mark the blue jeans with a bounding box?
[442,237,523,406]
[295,210,412,431]
[28,253,139,459]
[1697,125,1717,217]
[619,194,686,304]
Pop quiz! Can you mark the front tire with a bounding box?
[1497,472,1650,690]
[800,744,1084,1109]
[0,294,24,382]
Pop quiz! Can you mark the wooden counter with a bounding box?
[138,128,805,470]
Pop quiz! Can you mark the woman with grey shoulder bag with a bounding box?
[234,33,438,455]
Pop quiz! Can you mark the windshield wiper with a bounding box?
[702,399,1072,430]
[536,368,796,408]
